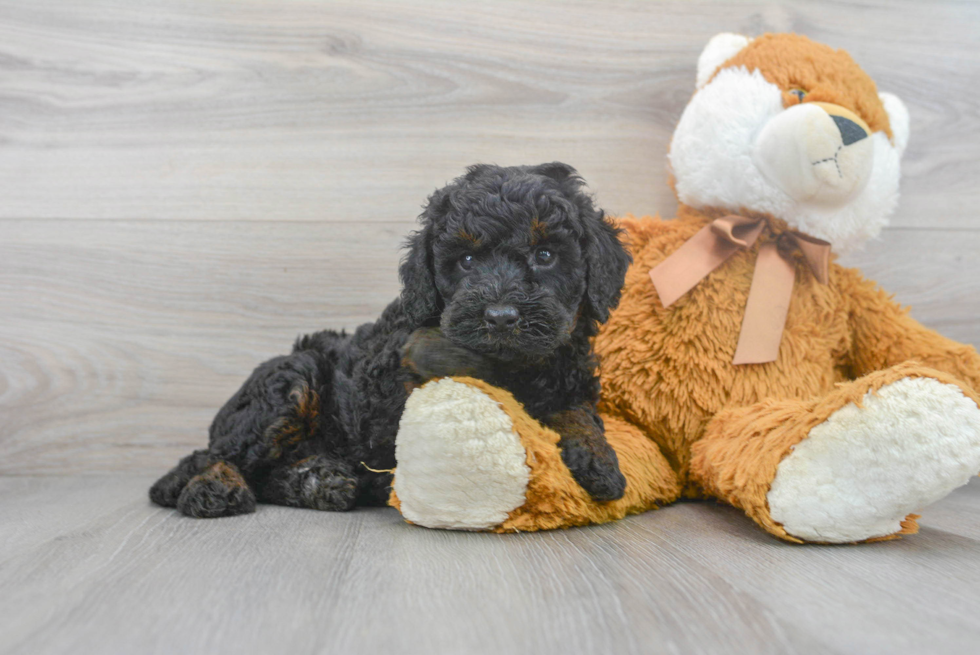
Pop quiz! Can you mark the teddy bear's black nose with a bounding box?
[484,305,520,331]
[832,115,868,146]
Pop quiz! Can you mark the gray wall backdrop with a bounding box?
[1,0,978,475]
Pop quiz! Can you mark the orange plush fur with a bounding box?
[390,377,682,532]
[390,207,980,540]
[716,33,893,139]
[389,34,980,542]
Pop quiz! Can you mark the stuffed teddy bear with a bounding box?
[388,33,980,543]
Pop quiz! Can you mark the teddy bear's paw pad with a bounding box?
[767,377,980,543]
[394,378,530,530]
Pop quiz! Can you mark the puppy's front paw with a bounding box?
[559,441,627,502]
[401,327,494,380]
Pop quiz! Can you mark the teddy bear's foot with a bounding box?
[392,377,532,530]
[391,377,681,532]
[767,376,980,543]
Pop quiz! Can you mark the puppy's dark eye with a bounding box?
[533,248,555,267]
[789,88,807,102]
[458,254,475,271]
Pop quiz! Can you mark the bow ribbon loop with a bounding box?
[789,232,831,285]
[709,214,767,248]
[649,215,831,365]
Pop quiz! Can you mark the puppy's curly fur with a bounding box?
[150,163,632,517]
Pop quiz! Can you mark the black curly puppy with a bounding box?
[150,163,632,518]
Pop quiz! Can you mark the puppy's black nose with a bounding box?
[484,305,520,331]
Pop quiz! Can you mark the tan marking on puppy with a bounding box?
[206,461,249,489]
[266,382,320,458]
[530,217,548,245]
[457,229,482,247]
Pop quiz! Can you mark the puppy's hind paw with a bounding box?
[261,456,359,511]
[176,462,257,518]
[149,448,210,508]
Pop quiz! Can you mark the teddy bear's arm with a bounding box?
[842,267,980,390]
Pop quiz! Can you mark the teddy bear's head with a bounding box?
[668,33,909,253]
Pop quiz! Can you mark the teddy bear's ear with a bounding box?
[696,33,752,88]
[879,92,910,157]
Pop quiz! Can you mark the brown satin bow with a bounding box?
[649,215,831,365]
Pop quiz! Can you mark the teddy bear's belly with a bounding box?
[595,244,851,479]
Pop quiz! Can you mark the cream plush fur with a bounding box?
[393,378,530,530]
[768,377,980,542]
[670,58,907,254]
[389,33,980,543]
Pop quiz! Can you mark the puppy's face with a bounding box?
[432,181,586,360]
[400,163,631,361]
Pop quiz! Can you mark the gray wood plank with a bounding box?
[0,219,404,474]
[917,472,980,541]
[0,219,405,333]
[1,1,979,653]
[2,221,978,474]
[0,0,976,228]
[0,475,822,655]
[2,475,979,655]
[623,483,980,655]
[0,476,150,559]
[839,227,980,346]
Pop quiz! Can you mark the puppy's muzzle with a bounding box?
[484,304,520,332]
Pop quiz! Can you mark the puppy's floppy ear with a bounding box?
[464,163,495,182]
[532,162,631,323]
[529,161,577,183]
[399,188,450,326]
[563,186,630,325]
[580,204,631,324]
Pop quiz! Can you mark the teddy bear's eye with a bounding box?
[789,88,807,102]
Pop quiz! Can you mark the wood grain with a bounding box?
[1,475,979,655]
[839,228,980,344]
[1,220,977,475]
[0,219,404,475]
[0,2,978,473]
[2,3,979,652]
[0,0,977,226]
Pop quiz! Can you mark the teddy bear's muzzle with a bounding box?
[753,101,874,208]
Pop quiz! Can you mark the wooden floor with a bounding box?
[1,476,979,655]
[2,1,980,653]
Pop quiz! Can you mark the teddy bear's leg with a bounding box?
[690,363,980,543]
[390,377,681,532]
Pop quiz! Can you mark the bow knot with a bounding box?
[649,215,831,365]
[775,232,798,256]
